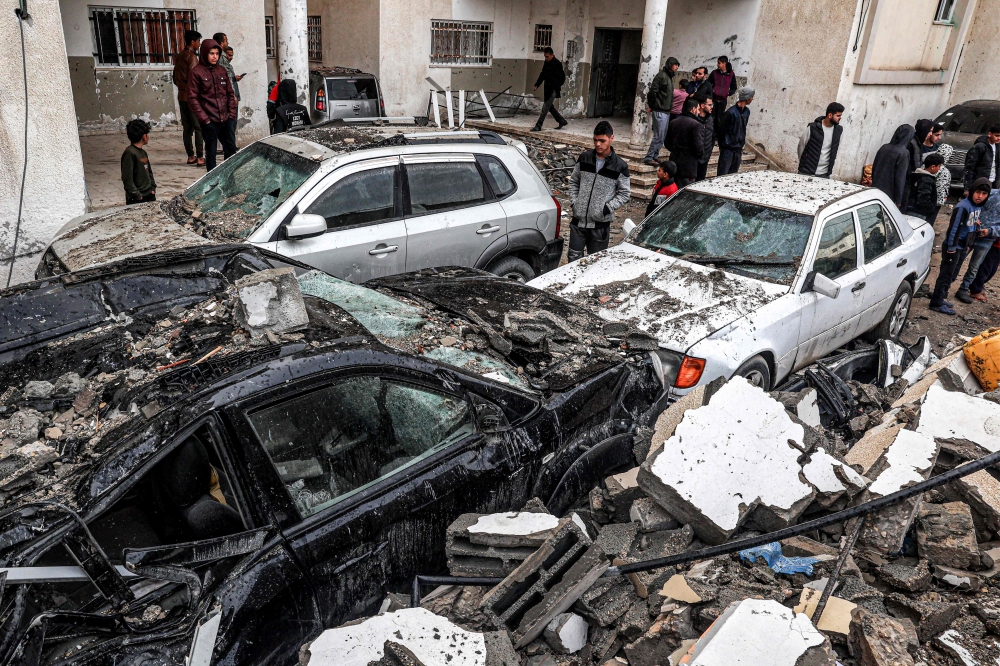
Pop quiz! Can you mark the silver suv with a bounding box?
[309,67,384,123]
[40,129,564,283]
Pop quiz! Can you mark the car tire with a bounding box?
[865,281,913,342]
[734,355,772,391]
[489,256,535,283]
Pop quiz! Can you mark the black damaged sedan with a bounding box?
[0,245,662,665]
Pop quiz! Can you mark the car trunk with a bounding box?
[325,77,380,119]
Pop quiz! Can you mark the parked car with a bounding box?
[309,66,385,123]
[935,99,1000,188]
[0,245,660,666]
[529,171,933,398]
[37,128,563,284]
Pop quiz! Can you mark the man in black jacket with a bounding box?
[871,124,915,208]
[963,124,1000,194]
[695,96,715,181]
[665,97,705,186]
[532,47,568,132]
[797,102,844,178]
[270,79,312,134]
[643,56,680,165]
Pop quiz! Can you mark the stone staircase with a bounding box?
[465,120,768,200]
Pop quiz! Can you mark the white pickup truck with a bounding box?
[529,171,934,397]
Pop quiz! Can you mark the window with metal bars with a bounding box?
[430,20,492,67]
[265,16,275,58]
[533,24,552,52]
[90,7,196,66]
[308,16,322,61]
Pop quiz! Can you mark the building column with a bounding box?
[276,0,309,104]
[629,0,668,149]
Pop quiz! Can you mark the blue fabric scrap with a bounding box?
[739,541,821,576]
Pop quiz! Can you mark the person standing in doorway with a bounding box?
[695,96,715,182]
[187,38,237,171]
[567,121,631,262]
[871,124,916,208]
[121,119,156,204]
[717,86,753,176]
[665,97,705,187]
[643,56,680,166]
[531,47,568,132]
[964,124,1000,194]
[172,30,204,166]
[797,102,844,178]
[706,56,737,140]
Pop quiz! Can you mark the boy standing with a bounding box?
[929,178,992,315]
[567,121,631,261]
[645,161,678,217]
[121,119,156,205]
[906,153,945,222]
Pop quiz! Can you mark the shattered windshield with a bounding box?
[182,143,319,233]
[633,190,813,285]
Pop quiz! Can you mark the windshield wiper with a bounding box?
[679,255,796,267]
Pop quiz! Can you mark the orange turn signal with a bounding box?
[674,356,706,389]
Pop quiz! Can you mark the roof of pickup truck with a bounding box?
[687,171,865,216]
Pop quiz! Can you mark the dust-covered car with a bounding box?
[0,246,660,666]
[530,171,934,398]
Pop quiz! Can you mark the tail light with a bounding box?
[552,196,562,237]
[674,356,706,389]
[315,87,326,112]
[380,98,385,117]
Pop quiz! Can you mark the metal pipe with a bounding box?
[409,575,504,608]
[811,515,864,624]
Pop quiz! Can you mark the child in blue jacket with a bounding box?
[930,177,992,314]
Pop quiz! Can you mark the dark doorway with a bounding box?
[587,28,642,118]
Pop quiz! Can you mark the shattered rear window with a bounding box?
[182,143,319,236]
[635,190,813,285]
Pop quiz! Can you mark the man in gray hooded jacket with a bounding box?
[644,56,680,165]
[568,121,631,262]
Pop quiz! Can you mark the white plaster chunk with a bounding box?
[240,282,278,327]
[639,379,814,544]
[867,429,938,497]
[803,450,855,494]
[795,388,822,428]
[544,613,588,654]
[570,513,589,536]
[917,381,1000,452]
[935,629,981,666]
[685,599,826,666]
[467,512,560,536]
[307,608,486,666]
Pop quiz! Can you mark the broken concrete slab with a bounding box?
[848,607,915,666]
[648,385,706,459]
[573,578,635,627]
[234,267,309,336]
[23,380,54,399]
[934,622,1000,666]
[954,470,1000,534]
[306,608,486,666]
[623,616,686,666]
[884,593,962,642]
[844,423,906,475]
[543,612,588,654]
[596,521,639,560]
[802,448,869,507]
[932,564,982,590]
[2,409,44,447]
[793,587,856,635]
[877,560,931,592]
[916,381,1000,454]
[639,379,815,545]
[446,512,561,577]
[661,575,703,604]
[916,501,980,569]
[603,467,645,523]
[678,598,833,665]
[630,497,679,533]
[937,351,983,395]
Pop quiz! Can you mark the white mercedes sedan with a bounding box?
[529,171,934,397]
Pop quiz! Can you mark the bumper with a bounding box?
[540,238,564,274]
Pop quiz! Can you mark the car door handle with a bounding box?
[851,281,866,292]
[897,258,907,267]
[369,244,398,255]
[477,225,501,235]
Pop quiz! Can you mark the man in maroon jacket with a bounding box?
[187,38,237,171]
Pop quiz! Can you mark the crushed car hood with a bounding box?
[47,203,213,273]
[529,243,789,352]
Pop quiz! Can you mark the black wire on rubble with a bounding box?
[6,6,30,288]
[411,445,1000,606]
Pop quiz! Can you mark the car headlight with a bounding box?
[648,350,706,389]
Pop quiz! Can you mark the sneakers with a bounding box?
[556,122,568,130]
[930,303,957,315]
[956,288,973,304]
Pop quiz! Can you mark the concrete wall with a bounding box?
[948,0,1000,104]
[1,0,88,284]
[380,0,452,116]
[660,0,761,76]
[309,0,380,74]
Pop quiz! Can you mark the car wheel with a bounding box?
[734,355,772,391]
[865,281,913,342]
[489,256,535,283]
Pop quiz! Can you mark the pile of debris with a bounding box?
[302,332,1000,666]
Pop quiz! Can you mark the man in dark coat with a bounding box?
[686,67,711,98]
[695,96,715,182]
[643,56,680,165]
[797,103,844,178]
[665,97,705,187]
[963,124,1000,194]
[717,87,754,176]
[187,38,237,171]
[871,124,916,208]
[532,47,568,132]
[271,79,312,134]
[172,30,203,166]
[706,56,737,139]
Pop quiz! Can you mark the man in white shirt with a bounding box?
[797,103,845,178]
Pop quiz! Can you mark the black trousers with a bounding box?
[567,221,610,261]
[696,161,709,182]
[126,191,156,205]
[930,248,968,307]
[717,148,742,176]
[201,120,237,171]
[534,94,567,130]
[970,246,1000,295]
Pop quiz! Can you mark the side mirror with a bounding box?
[808,271,841,299]
[622,219,636,236]
[285,213,327,240]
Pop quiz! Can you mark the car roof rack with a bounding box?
[401,130,507,145]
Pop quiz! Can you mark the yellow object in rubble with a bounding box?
[964,328,1000,391]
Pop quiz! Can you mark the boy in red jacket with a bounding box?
[645,161,678,216]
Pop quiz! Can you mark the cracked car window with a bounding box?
[248,376,475,518]
[182,143,319,233]
[635,190,812,284]
[813,212,858,280]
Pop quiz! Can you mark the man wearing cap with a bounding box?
[717,86,754,176]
